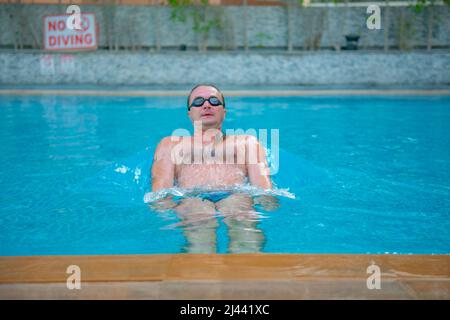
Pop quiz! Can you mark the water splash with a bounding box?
[74,145,330,207]
[143,184,296,204]
[114,165,130,174]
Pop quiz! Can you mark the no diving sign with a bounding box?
[43,13,98,51]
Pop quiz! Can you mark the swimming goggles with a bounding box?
[189,96,224,108]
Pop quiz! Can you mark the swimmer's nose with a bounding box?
[202,101,212,109]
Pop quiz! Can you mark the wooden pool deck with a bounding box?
[0,254,448,299]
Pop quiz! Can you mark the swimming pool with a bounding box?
[1,93,449,255]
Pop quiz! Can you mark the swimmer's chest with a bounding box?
[175,163,247,180]
[172,135,248,165]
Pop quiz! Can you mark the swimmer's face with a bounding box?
[188,86,226,128]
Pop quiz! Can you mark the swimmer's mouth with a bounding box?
[201,113,214,117]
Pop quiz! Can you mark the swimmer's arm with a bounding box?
[151,137,175,192]
[246,136,273,189]
[245,136,279,211]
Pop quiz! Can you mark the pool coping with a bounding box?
[1,88,450,97]
[0,254,448,299]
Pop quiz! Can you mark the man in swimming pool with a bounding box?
[151,84,272,192]
[150,84,276,253]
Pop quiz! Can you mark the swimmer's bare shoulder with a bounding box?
[151,136,176,192]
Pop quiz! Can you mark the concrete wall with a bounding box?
[1,4,449,86]
[1,51,449,85]
[1,4,449,50]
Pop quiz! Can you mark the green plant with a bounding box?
[255,32,273,48]
[168,0,223,51]
[397,6,419,51]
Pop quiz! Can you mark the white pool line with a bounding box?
[1,88,450,97]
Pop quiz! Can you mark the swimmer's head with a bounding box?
[187,84,226,129]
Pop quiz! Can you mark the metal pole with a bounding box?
[287,0,293,52]
[154,0,161,52]
[243,0,248,52]
[384,0,389,51]
[427,4,433,51]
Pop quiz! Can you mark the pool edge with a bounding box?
[1,88,450,97]
[0,254,448,299]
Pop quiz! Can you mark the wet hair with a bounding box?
[187,84,225,110]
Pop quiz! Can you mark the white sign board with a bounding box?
[43,13,98,51]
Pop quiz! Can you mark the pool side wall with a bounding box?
[1,51,450,86]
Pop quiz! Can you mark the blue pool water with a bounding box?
[0,93,449,255]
